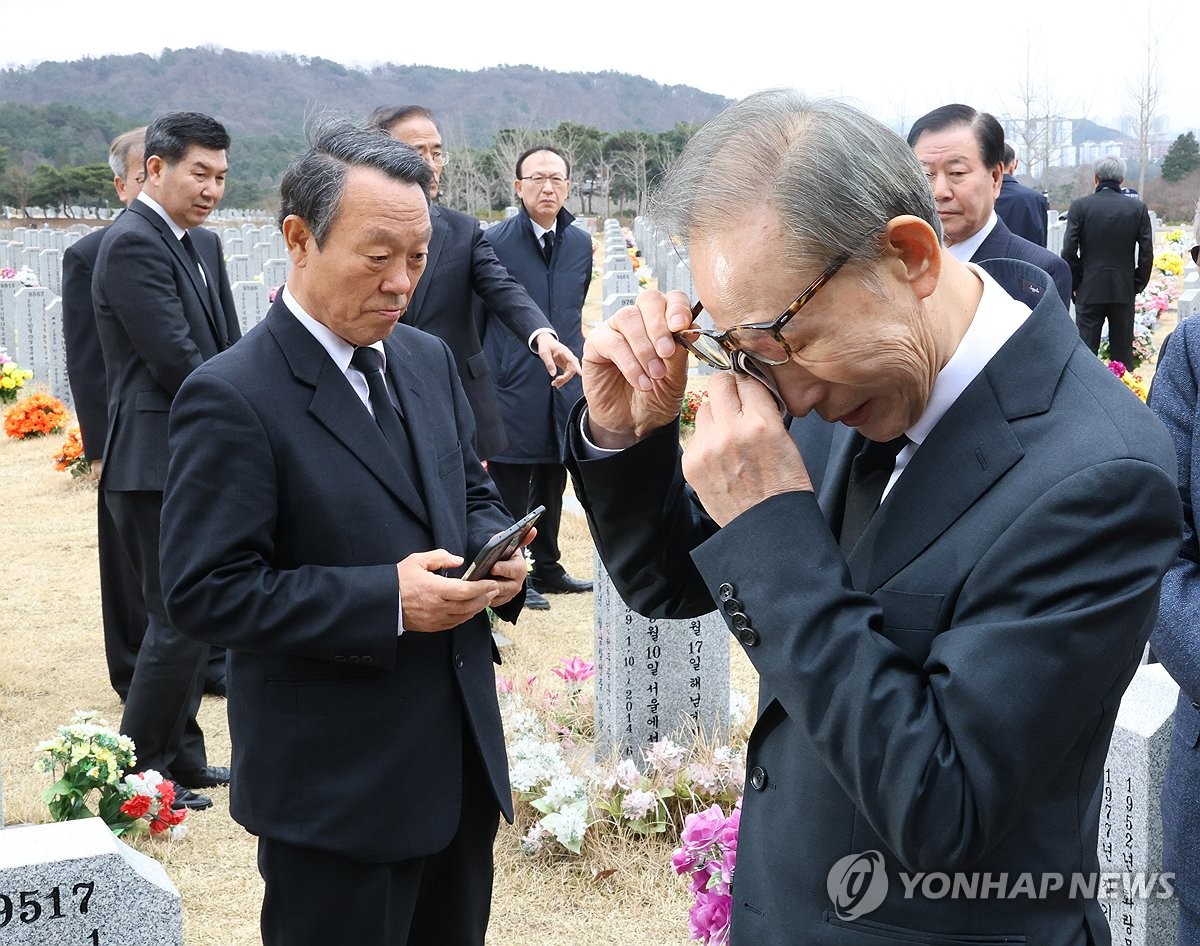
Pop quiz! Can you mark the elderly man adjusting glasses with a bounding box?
[565,89,1181,946]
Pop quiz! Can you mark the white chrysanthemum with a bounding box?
[603,758,642,792]
[541,774,586,808]
[124,770,165,797]
[540,799,589,850]
[643,738,686,775]
[622,788,657,820]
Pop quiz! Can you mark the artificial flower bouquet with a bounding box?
[4,392,69,439]
[52,426,90,477]
[0,350,34,404]
[672,798,741,945]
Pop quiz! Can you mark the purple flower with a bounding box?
[689,886,732,944]
[1108,360,1127,377]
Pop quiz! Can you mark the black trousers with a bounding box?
[105,489,210,776]
[1076,301,1135,367]
[258,740,500,945]
[96,490,146,700]
[487,461,566,580]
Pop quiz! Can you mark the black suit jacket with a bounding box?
[92,199,241,491]
[995,174,1049,247]
[567,260,1180,945]
[404,204,554,458]
[971,216,1072,310]
[1061,187,1154,305]
[62,227,109,459]
[160,300,520,862]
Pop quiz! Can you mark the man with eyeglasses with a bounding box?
[481,145,595,608]
[1060,154,1154,368]
[565,90,1180,944]
[368,105,581,462]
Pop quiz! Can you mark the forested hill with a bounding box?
[0,47,730,148]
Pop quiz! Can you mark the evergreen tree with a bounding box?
[1161,132,1200,183]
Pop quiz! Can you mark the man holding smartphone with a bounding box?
[160,121,528,946]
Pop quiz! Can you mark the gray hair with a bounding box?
[1095,155,1126,184]
[107,127,146,179]
[648,90,941,281]
[279,116,434,247]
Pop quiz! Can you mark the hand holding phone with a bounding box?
[463,506,544,580]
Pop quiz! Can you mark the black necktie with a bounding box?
[839,435,909,553]
[350,346,416,467]
[180,231,206,285]
[542,231,554,265]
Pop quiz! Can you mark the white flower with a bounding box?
[169,824,189,842]
[124,770,164,796]
[643,738,685,775]
[603,758,642,792]
[540,798,589,851]
[542,774,586,808]
[622,788,657,820]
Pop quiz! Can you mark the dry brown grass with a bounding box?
[0,428,759,946]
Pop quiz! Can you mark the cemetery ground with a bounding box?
[0,429,760,945]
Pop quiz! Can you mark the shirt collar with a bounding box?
[529,216,556,241]
[282,285,386,372]
[904,261,1030,447]
[946,211,998,263]
[136,192,187,240]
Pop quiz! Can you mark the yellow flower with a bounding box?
[1,363,11,375]
[22,370,32,380]
[1,377,13,390]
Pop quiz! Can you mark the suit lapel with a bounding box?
[405,205,448,327]
[265,302,430,522]
[131,203,222,346]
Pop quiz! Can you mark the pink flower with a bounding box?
[1108,360,1127,377]
[689,886,732,944]
[679,804,728,851]
[552,656,595,685]
[496,675,515,693]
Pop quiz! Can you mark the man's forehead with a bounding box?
[176,145,228,171]
[914,125,982,163]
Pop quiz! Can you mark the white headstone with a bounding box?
[231,281,269,334]
[0,280,21,354]
[38,249,61,296]
[602,293,639,319]
[261,259,289,292]
[13,287,53,386]
[1179,289,1200,322]
[43,298,71,408]
[593,555,730,764]
[0,818,183,945]
[1098,662,1179,945]
[225,255,253,284]
[602,270,638,298]
[604,254,633,274]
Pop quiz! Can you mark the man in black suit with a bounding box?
[1061,155,1154,367]
[907,104,1072,310]
[995,143,1050,247]
[160,121,527,945]
[567,91,1180,944]
[483,145,595,609]
[62,127,148,702]
[93,111,240,809]
[368,105,580,459]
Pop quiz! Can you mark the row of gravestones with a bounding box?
[0,223,294,410]
[1177,258,1199,322]
[600,218,640,320]
[0,631,1179,943]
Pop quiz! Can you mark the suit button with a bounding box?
[718,583,736,602]
[454,654,465,669]
[723,598,744,615]
[362,655,374,665]
[730,612,750,630]
[347,655,360,664]
[738,628,759,647]
[334,655,346,663]
[749,766,767,791]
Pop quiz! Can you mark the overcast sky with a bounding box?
[1,0,1193,136]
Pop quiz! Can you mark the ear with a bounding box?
[883,215,941,300]
[281,214,314,268]
[144,154,165,185]
[989,164,1003,199]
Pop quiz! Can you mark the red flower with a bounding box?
[156,780,176,808]
[120,795,153,819]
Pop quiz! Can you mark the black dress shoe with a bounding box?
[173,765,231,789]
[531,572,593,594]
[524,587,551,610]
[171,787,213,811]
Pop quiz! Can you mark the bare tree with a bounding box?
[1002,40,1076,184]
[1126,26,1162,196]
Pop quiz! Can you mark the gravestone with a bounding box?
[592,554,730,765]
[1098,662,1178,946]
[13,288,53,387]
[38,249,61,296]
[43,299,71,408]
[251,242,273,274]
[0,280,22,354]
[223,237,244,257]
[602,270,638,298]
[1179,289,1200,322]
[602,293,638,319]
[261,259,289,292]
[604,253,633,273]
[230,281,269,334]
[0,818,183,945]
[225,255,253,284]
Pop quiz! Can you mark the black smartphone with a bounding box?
[462,506,545,580]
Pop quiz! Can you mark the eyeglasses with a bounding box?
[1191,244,1199,266]
[519,175,569,189]
[675,258,845,370]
